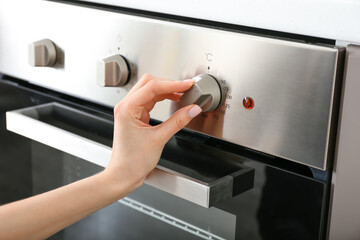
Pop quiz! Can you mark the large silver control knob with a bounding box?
[28,39,57,67]
[97,54,129,87]
[179,74,222,112]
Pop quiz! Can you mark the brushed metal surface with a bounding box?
[6,102,249,207]
[328,45,360,239]
[0,1,344,169]
[146,166,234,208]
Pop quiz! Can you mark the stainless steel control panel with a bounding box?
[0,1,343,169]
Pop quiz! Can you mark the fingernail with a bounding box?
[188,105,202,118]
[183,79,195,84]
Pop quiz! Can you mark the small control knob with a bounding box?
[179,74,222,112]
[97,54,129,87]
[28,39,57,67]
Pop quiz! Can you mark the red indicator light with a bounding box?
[243,97,254,110]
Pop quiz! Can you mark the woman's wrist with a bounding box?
[98,165,144,202]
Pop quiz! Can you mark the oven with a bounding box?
[0,0,358,239]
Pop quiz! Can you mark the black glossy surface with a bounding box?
[215,161,326,239]
[0,79,328,239]
[21,100,254,188]
[161,137,249,183]
[31,142,201,240]
[0,78,114,205]
[0,81,35,204]
[36,103,113,147]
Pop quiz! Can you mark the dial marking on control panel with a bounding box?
[205,53,213,62]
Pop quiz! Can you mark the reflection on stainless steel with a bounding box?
[0,1,344,169]
[6,102,254,207]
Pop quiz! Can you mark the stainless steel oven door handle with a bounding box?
[6,103,112,168]
[6,102,254,208]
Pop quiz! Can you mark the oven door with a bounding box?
[0,78,328,240]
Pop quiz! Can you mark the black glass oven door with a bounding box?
[6,102,255,208]
[0,79,328,239]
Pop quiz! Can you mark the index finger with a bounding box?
[127,74,169,96]
[128,79,195,107]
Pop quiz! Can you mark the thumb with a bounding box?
[155,104,202,142]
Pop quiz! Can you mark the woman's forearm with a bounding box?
[0,171,130,240]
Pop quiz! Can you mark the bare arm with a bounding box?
[0,74,201,240]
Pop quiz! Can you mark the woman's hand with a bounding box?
[103,74,202,197]
[0,74,201,240]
